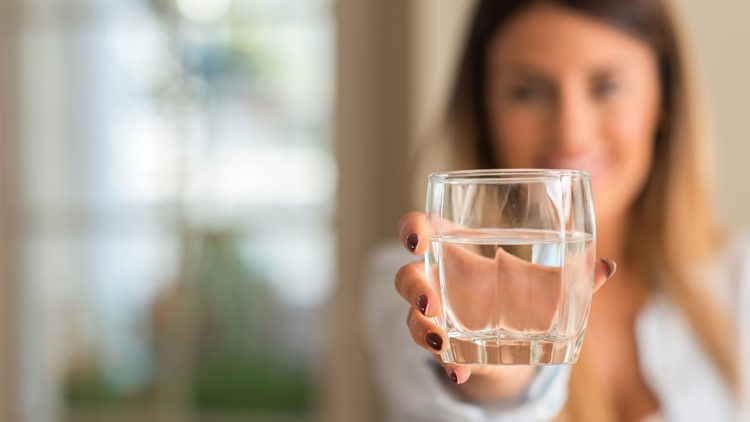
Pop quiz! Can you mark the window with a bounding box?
[19,0,335,420]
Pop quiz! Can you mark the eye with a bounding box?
[507,85,546,103]
[593,80,619,98]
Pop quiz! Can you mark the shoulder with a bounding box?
[711,231,750,313]
[717,231,750,264]
[718,232,750,417]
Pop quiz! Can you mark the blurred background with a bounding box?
[0,0,747,421]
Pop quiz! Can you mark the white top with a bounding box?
[362,234,750,422]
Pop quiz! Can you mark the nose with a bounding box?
[550,86,595,152]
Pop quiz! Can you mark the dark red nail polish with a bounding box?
[426,333,442,351]
[416,295,428,315]
[406,233,419,252]
[449,370,458,384]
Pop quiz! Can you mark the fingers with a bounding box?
[441,362,471,384]
[406,307,448,354]
[397,212,432,255]
[593,258,617,293]
[394,261,440,317]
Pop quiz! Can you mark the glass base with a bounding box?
[440,332,585,365]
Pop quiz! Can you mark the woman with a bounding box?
[363,0,748,421]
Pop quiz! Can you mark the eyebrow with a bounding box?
[492,62,551,81]
[492,61,630,81]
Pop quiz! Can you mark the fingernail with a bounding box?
[425,333,442,351]
[416,295,428,316]
[602,258,617,278]
[406,233,419,252]
[449,370,458,384]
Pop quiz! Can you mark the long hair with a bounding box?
[442,0,737,420]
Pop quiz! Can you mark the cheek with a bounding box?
[607,103,657,178]
[489,107,547,168]
[595,102,658,221]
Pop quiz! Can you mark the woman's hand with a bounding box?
[394,212,616,402]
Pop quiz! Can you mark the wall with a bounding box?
[0,0,22,419]
[678,0,750,229]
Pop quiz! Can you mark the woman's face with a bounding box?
[485,4,662,225]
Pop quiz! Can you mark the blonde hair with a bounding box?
[425,0,738,420]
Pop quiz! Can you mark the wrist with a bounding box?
[454,365,537,403]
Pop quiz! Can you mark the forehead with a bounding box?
[487,4,657,75]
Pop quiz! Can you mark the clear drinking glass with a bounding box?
[425,169,596,365]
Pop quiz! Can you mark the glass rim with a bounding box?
[428,168,590,183]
